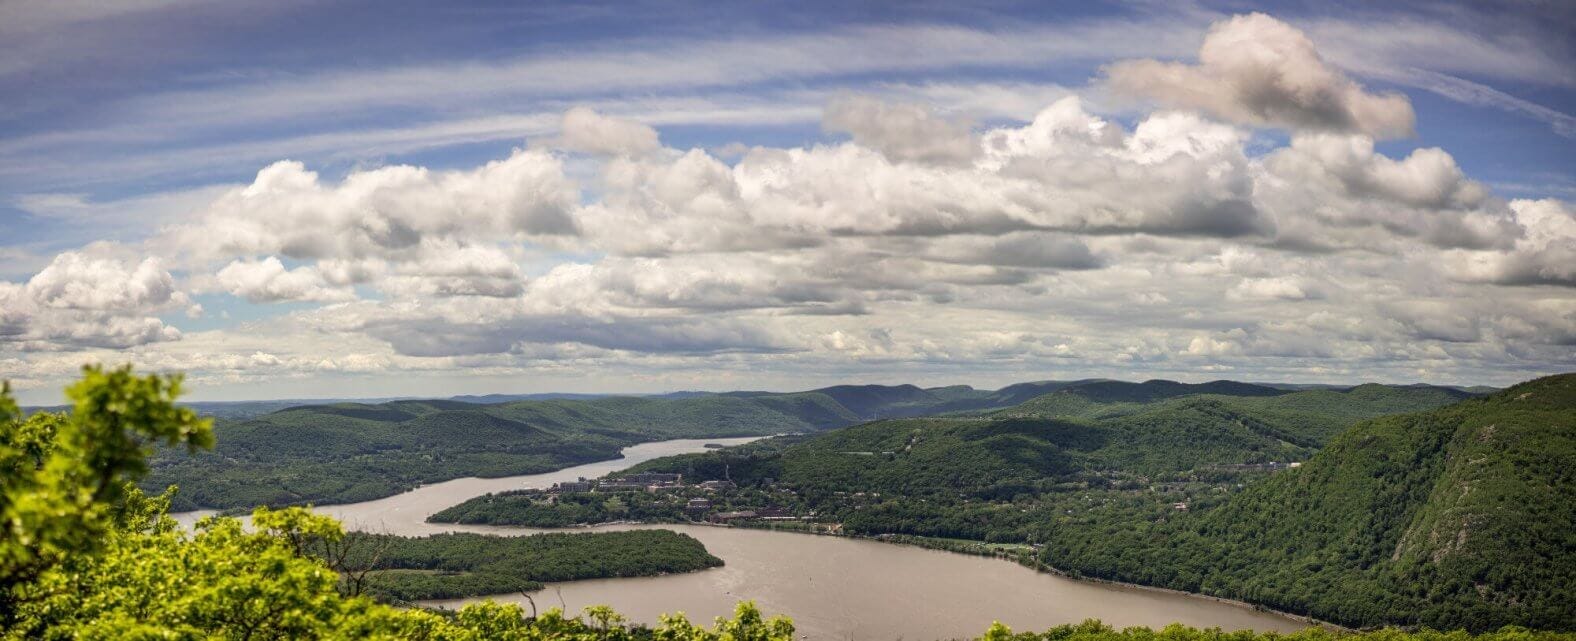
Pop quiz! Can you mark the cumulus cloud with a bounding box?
[1,251,184,350]
[26,252,175,310]
[1446,198,1576,286]
[551,107,662,157]
[922,232,1103,269]
[822,96,977,165]
[217,257,355,303]
[978,100,1268,237]
[6,39,1575,397]
[171,151,578,265]
[1227,277,1322,301]
[1104,13,1415,138]
[525,257,849,314]
[390,244,525,298]
[1257,134,1518,250]
[577,97,1275,255]
[1382,300,1483,343]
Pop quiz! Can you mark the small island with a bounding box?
[323,529,722,602]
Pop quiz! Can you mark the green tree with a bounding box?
[1,365,212,623]
[1,366,799,639]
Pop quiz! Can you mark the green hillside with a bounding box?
[438,377,1570,630]
[634,382,1473,495]
[143,379,1118,510]
[1043,374,1576,631]
[466,381,1474,542]
[1006,383,1474,444]
[146,393,838,510]
[146,380,1481,511]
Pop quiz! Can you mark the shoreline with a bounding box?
[168,434,775,517]
[429,514,1347,632]
[725,521,1352,632]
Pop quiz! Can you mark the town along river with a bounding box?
[176,437,1307,640]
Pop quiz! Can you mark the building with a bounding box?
[709,510,756,523]
[685,498,712,515]
[697,480,735,491]
[553,479,593,493]
[600,472,684,492]
[612,472,682,485]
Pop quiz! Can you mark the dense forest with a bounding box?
[1041,374,1576,631]
[143,393,830,510]
[143,378,1142,510]
[139,377,1327,510]
[433,379,1576,631]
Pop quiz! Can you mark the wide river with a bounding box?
[176,437,1305,640]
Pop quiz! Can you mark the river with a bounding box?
[175,437,1306,640]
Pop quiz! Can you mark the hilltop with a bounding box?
[1044,374,1576,630]
[443,381,1475,540]
[636,381,1472,491]
[145,378,1487,511]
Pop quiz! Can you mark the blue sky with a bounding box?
[1,0,1572,403]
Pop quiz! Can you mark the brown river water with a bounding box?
[175,437,1306,640]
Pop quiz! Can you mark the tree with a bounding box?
[1,365,212,623]
[1,366,800,640]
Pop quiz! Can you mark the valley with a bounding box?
[426,377,1575,631]
[17,369,1576,638]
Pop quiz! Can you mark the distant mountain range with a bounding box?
[140,377,1490,511]
[28,377,1500,421]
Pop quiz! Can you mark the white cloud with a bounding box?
[5,9,1575,398]
[385,242,526,298]
[921,233,1102,270]
[0,251,184,350]
[551,107,662,157]
[1228,277,1321,301]
[169,151,578,266]
[822,96,977,165]
[1104,13,1415,138]
[1446,199,1576,287]
[26,252,175,310]
[216,257,355,303]
[1256,134,1518,250]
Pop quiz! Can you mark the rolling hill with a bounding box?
[148,393,843,510]
[1042,374,1576,631]
[147,378,1485,512]
[628,381,1474,497]
[442,375,1569,630]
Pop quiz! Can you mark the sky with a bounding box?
[1,0,1573,404]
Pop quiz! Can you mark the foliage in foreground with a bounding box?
[2,366,792,639]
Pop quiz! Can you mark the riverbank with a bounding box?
[509,515,1342,632]
[175,436,1310,638]
[160,432,786,513]
[732,521,1350,631]
[717,520,1350,631]
[171,437,767,531]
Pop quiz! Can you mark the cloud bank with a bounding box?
[1,12,1571,400]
